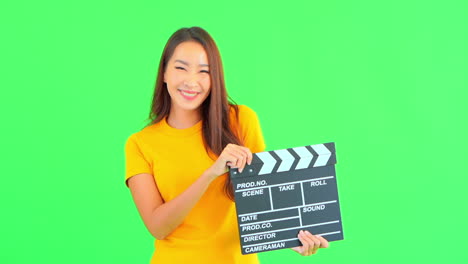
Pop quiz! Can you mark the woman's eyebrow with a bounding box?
[175,59,209,67]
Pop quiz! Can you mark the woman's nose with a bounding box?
[184,80,198,88]
[184,77,200,88]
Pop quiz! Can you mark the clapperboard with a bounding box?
[229,142,343,255]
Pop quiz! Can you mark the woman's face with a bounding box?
[164,41,211,113]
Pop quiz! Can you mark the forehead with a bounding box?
[171,41,208,64]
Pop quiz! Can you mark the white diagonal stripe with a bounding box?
[256,152,276,175]
[311,144,331,167]
[292,146,313,170]
[274,149,294,172]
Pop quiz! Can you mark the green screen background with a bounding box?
[1,0,467,263]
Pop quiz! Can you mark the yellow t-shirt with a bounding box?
[124,105,266,264]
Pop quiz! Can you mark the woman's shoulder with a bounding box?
[229,104,266,152]
[125,123,160,145]
[230,104,258,120]
[229,104,262,134]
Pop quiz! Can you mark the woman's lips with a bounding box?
[178,89,199,101]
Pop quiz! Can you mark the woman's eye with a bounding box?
[175,66,208,73]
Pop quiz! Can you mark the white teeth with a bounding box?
[181,91,198,97]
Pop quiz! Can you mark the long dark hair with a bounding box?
[143,26,243,201]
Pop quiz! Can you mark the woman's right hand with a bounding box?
[206,143,253,180]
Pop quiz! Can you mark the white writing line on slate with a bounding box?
[243,237,298,248]
[239,200,337,217]
[241,220,340,238]
[269,186,274,210]
[240,216,299,227]
[300,182,306,205]
[235,176,335,192]
[297,208,302,226]
[242,230,342,248]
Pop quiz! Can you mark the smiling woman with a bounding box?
[124,26,326,264]
[164,41,212,112]
[147,27,247,201]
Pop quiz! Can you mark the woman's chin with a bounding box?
[174,102,202,112]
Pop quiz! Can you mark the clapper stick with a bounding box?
[229,142,344,255]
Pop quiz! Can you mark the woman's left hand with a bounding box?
[291,230,329,256]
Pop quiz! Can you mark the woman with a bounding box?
[124,26,329,263]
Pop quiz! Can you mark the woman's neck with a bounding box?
[167,107,202,129]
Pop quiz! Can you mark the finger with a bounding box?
[225,154,238,168]
[226,151,242,170]
[240,146,253,165]
[234,145,251,165]
[227,145,249,171]
[301,231,318,255]
[316,235,329,248]
[235,146,249,171]
[297,231,310,256]
[235,148,248,172]
[229,149,247,172]
[237,153,246,172]
[305,231,320,254]
[223,144,236,165]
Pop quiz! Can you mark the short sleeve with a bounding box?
[124,133,152,187]
[238,105,267,153]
